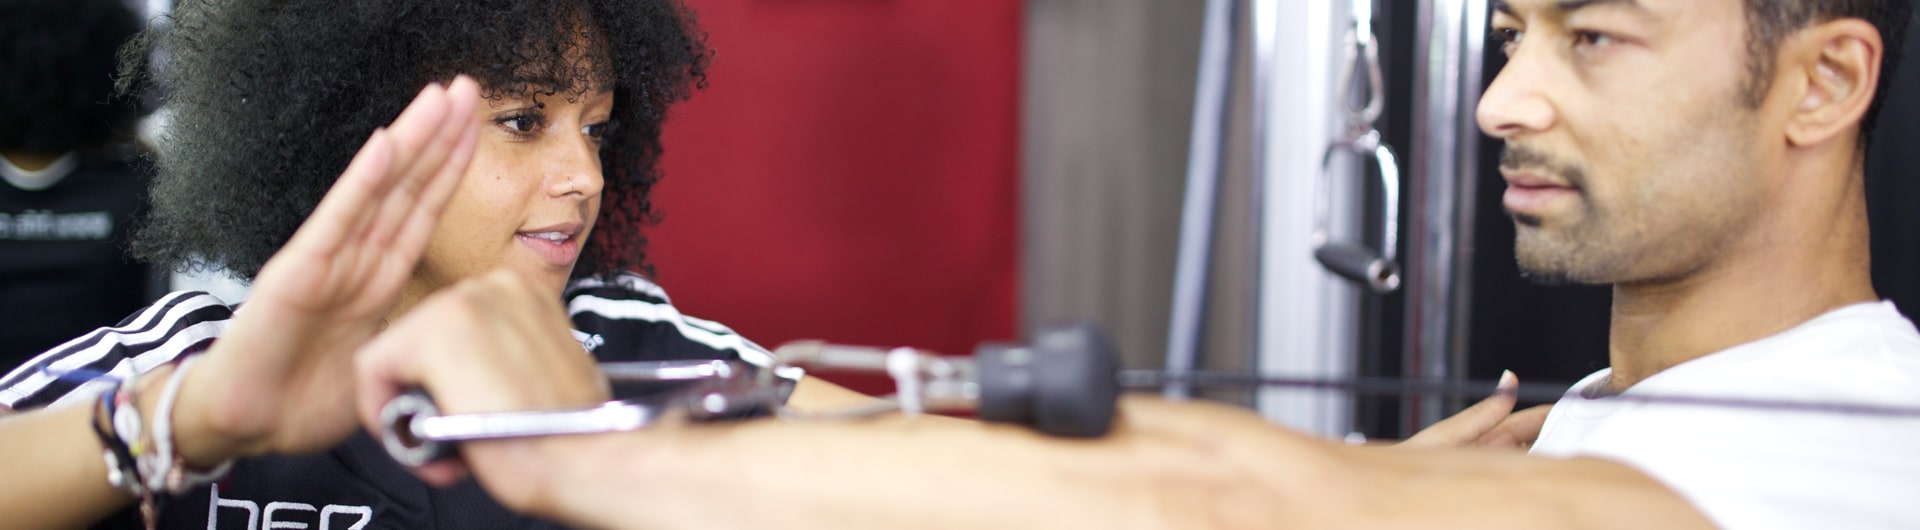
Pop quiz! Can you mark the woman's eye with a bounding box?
[497,113,543,134]
[582,121,617,145]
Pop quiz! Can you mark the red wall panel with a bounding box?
[650,1,1022,392]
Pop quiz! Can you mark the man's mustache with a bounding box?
[1500,145,1589,190]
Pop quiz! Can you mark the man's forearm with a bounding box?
[507,397,1713,530]
[541,398,1357,529]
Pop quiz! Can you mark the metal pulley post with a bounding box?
[1163,0,1239,400]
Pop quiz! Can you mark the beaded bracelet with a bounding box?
[147,355,233,494]
[90,378,146,499]
[86,355,234,530]
[92,374,168,528]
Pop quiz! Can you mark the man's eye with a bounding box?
[1573,30,1614,48]
[1490,28,1523,55]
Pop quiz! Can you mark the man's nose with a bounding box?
[1476,48,1559,140]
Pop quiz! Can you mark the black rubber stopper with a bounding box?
[975,322,1119,438]
[976,342,1036,427]
[1313,242,1400,293]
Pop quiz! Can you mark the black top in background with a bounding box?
[1866,23,1920,322]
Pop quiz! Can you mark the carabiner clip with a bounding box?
[1336,0,1385,131]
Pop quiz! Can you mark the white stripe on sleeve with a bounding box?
[567,295,778,368]
[0,294,229,407]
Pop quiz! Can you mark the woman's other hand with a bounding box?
[355,269,609,512]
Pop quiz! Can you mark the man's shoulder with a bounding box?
[1776,301,1920,354]
[1542,301,1920,446]
[1539,305,1920,530]
[1665,301,1920,402]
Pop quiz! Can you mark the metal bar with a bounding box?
[413,402,659,443]
[1122,370,1920,419]
[1127,370,1557,401]
[1449,0,1490,406]
[599,360,738,382]
[1164,0,1238,399]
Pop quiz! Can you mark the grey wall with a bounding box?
[1022,0,1258,404]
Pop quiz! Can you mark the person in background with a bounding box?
[0,0,160,370]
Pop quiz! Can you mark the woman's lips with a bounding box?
[516,231,581,267]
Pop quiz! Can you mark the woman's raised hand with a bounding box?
[171,77,482,464]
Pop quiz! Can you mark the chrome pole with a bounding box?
[1405,0,1487,430]
[1164,0,1238,399]
[1245,0,1277,401]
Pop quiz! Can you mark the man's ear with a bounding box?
[1781,19,1884,148]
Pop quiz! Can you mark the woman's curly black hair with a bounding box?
[0,0,145,153]
[123,0,710,281]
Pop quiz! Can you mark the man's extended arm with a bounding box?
[357,274,1713,530]
[513,397,1702,529]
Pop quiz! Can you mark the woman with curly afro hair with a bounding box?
[0,0,864,528]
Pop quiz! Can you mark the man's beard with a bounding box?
[1501,145,1613,286]
[1514,232,1580,286]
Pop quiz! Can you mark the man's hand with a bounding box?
[355,269,610,512]
[170,77,483,465]
[1399,371,1551,449]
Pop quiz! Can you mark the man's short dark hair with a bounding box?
[1743,0,1914,138]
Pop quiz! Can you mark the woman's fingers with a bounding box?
[404,77,481,227]
[285,128,393,259]
[263,76,476,306]
[365,76,479,247]
[383,79,470,188]
[291,81,454,258]
[393,113,479,260]
[378,82,457,182]
[335,83,453,248]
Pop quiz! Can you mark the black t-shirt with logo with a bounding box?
[0,152,156,371]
